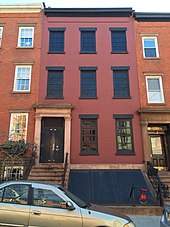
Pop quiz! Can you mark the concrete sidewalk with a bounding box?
[129,215,161,227]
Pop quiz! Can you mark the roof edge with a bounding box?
[134,12,170,22]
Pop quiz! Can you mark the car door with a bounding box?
[0,183,30,227]
[29,185,82,227]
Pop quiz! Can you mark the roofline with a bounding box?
[0,3,43,13]
[134,12,170,22]
[44,7,134,17]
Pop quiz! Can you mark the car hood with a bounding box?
[89,204,132,222]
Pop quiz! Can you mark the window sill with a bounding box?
[80,151,99,156]
[48,52,65,54]
[111,51,128,54]
[143,57,160,60]
[147,103,166,106]
[45,97,64,99]
[12,91,30,94]
[112,96,131,99]
[80,52,97,54]
[16,47,33,49]
[79,97,98,99]
[116,151,135,155]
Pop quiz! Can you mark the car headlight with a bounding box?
[124,222,136,227]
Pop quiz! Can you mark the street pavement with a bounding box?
[129,215,161,227]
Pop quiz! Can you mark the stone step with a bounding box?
[30,169,64,174]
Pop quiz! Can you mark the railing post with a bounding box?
[62,152,68,188]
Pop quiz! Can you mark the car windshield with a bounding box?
[58,186,88,208]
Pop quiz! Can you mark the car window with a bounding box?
[33,188,66,208]
[0,188,4,202]
[2,184,29,205]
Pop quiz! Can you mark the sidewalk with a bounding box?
[129,215,161,227]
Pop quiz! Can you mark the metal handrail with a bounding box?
[147,161,169,206]
[62,152,68,188]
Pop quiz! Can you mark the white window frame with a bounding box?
[9,113,28,141]
[0,27,3,47]
[146,76,164,103]
[142,37,159,58]
[13,65,32,92]
[17,27,34,47]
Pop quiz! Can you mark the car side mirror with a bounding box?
[66,201,75,210]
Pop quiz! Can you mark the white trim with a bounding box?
[17,27,34,48]
[0,27,3,47]
[13,65,32,92]
[9,113,28,141]
[142,36,159,58]
[146,76,164,103]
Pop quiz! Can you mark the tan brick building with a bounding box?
[0,4,43,178]
[134,13,170,170]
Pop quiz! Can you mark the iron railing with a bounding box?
[62,152,68,188]
[147,161,169,206]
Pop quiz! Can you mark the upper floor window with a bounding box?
[46,66,64,98]
[110,28,127,53]
[80,28,96,53]
[48,28,65,53]
[18,27,34,47]
[113,114,134,155]
[146,76,164,103]
[0,27,3,47]
[79,115,99,155]
[9,113,28,141]
[112,66,130,98]
[80,67,97,98]
[142,37,159,58]
[13,66,32,92]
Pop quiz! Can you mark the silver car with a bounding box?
[161,203,170,227]
[0,181,135,227]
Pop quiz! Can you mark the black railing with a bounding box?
[62,152,68,188]
[147,161,169,206]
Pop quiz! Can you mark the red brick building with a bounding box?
[32,8,147,204]
[134,13,170,171]
[0,4,43,176]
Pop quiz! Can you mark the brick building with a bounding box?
[31,7,149,205]
[134,13,170,171]
[0,4,43,177]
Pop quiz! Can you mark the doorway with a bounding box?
[40,117,64,163]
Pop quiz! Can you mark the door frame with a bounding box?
[34,104,73,165]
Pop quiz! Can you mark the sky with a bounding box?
[0,0,170,13]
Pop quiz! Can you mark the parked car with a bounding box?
[160,203,170,226]
[0,181,135,227]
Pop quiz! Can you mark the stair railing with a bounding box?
[62,152,68,188]
[147,161,169,206]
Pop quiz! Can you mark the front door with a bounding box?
[40,117,64,163]
[150,135,167,169]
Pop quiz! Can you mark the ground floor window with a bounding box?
[3,166,24,181]
[79,115,99,155]
[113,114,134,155]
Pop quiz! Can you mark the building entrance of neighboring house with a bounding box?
[148,124,170,170]
[40,117,64,163]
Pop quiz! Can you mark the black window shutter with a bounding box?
[49,31,64,53]
[47,70,63,98]
[81,70,96,98]
[81,31,96,53]
[112,31,127,53]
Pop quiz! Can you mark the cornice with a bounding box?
[0,4,43,13]
[134,12,170,22]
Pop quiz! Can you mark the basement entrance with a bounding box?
[40,117,64,163]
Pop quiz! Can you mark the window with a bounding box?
[79,115,98,155]
[13,66,32,92]
[110,28,127,53]
[48,28,65,53]
[80,28,96,53]
[18,27,34,47]
[113,115,134,155]
[2,184,29,205]
[46,67,64,98]
[0,27,3,47]
[142,37,159,58]
[112,66,130,98]
[80,67,97,98]
[3,166,24,181]
[33,188,66,208]
[9,113,28,141]
[146,76,164,103]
